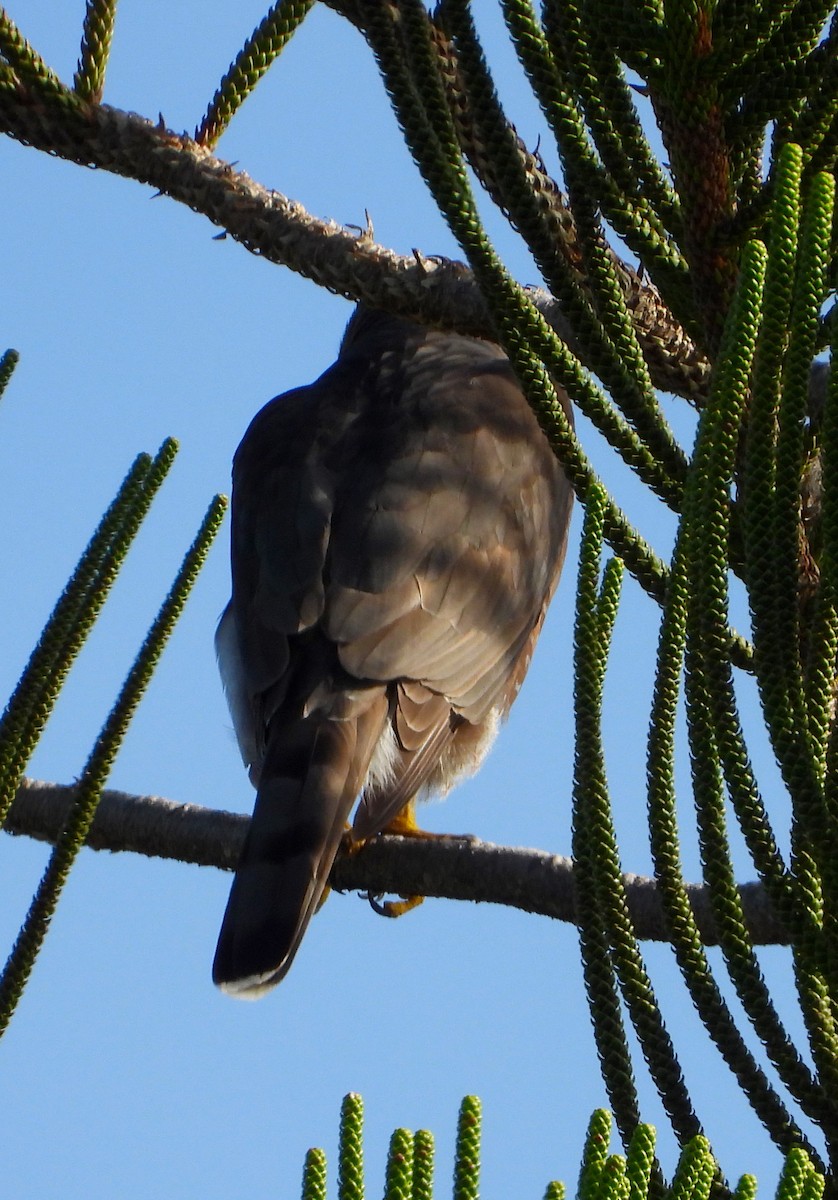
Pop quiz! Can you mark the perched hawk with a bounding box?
[213,306,574,996]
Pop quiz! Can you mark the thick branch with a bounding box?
[0,86,710,401]
[8,778,787,947]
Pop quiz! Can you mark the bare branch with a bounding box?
[8,778,787,947]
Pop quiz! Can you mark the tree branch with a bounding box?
[0,85,710,402]
[7,778,787,947]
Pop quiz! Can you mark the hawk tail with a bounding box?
[213,693,387,997]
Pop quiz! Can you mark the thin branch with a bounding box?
[8,778,788,947]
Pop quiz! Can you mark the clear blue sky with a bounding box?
[1,3,813,1197]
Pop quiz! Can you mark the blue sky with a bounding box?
[0,3,813,1197]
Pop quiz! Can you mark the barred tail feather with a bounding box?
[213,696,387,996]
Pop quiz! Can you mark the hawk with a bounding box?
[213,305,574,996]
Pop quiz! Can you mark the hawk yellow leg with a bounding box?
[371,800,456,919]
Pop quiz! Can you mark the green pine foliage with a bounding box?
[300,1098,825,1200]
[0,355,227,1033]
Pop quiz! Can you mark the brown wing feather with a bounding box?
[326,355,571,724]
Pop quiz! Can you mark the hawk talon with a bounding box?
[366,892,425,919]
